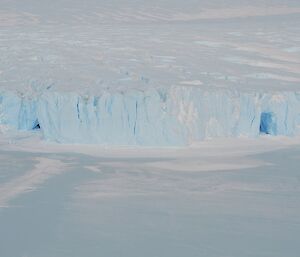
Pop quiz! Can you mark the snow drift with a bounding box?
[1,87,300,146]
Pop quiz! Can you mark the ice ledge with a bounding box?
[1,87,300,146]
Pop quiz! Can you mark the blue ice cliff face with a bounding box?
[1,87,300,146]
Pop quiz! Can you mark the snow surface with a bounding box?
[1,0,300,145]
[0,131,300,257]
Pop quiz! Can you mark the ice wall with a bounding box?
[1,87,300,146]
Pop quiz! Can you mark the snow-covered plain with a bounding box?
[1,0,300,256]
[0,131,300,257]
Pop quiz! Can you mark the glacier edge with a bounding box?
[1,86,300,146]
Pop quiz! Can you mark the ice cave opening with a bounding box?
[32,119,41,130]
[260,112,277,135]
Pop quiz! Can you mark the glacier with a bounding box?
[1,0,300,146]
[1,87,300,146]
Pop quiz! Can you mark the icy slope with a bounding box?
[1,87,300,146]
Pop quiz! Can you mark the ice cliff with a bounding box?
[1,87,300,146]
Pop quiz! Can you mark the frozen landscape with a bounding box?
[0,0,300,256]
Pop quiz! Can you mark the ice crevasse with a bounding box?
[1,86,300,146]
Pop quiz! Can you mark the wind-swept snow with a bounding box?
[0,132,300,257]
[0,157,65,207]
